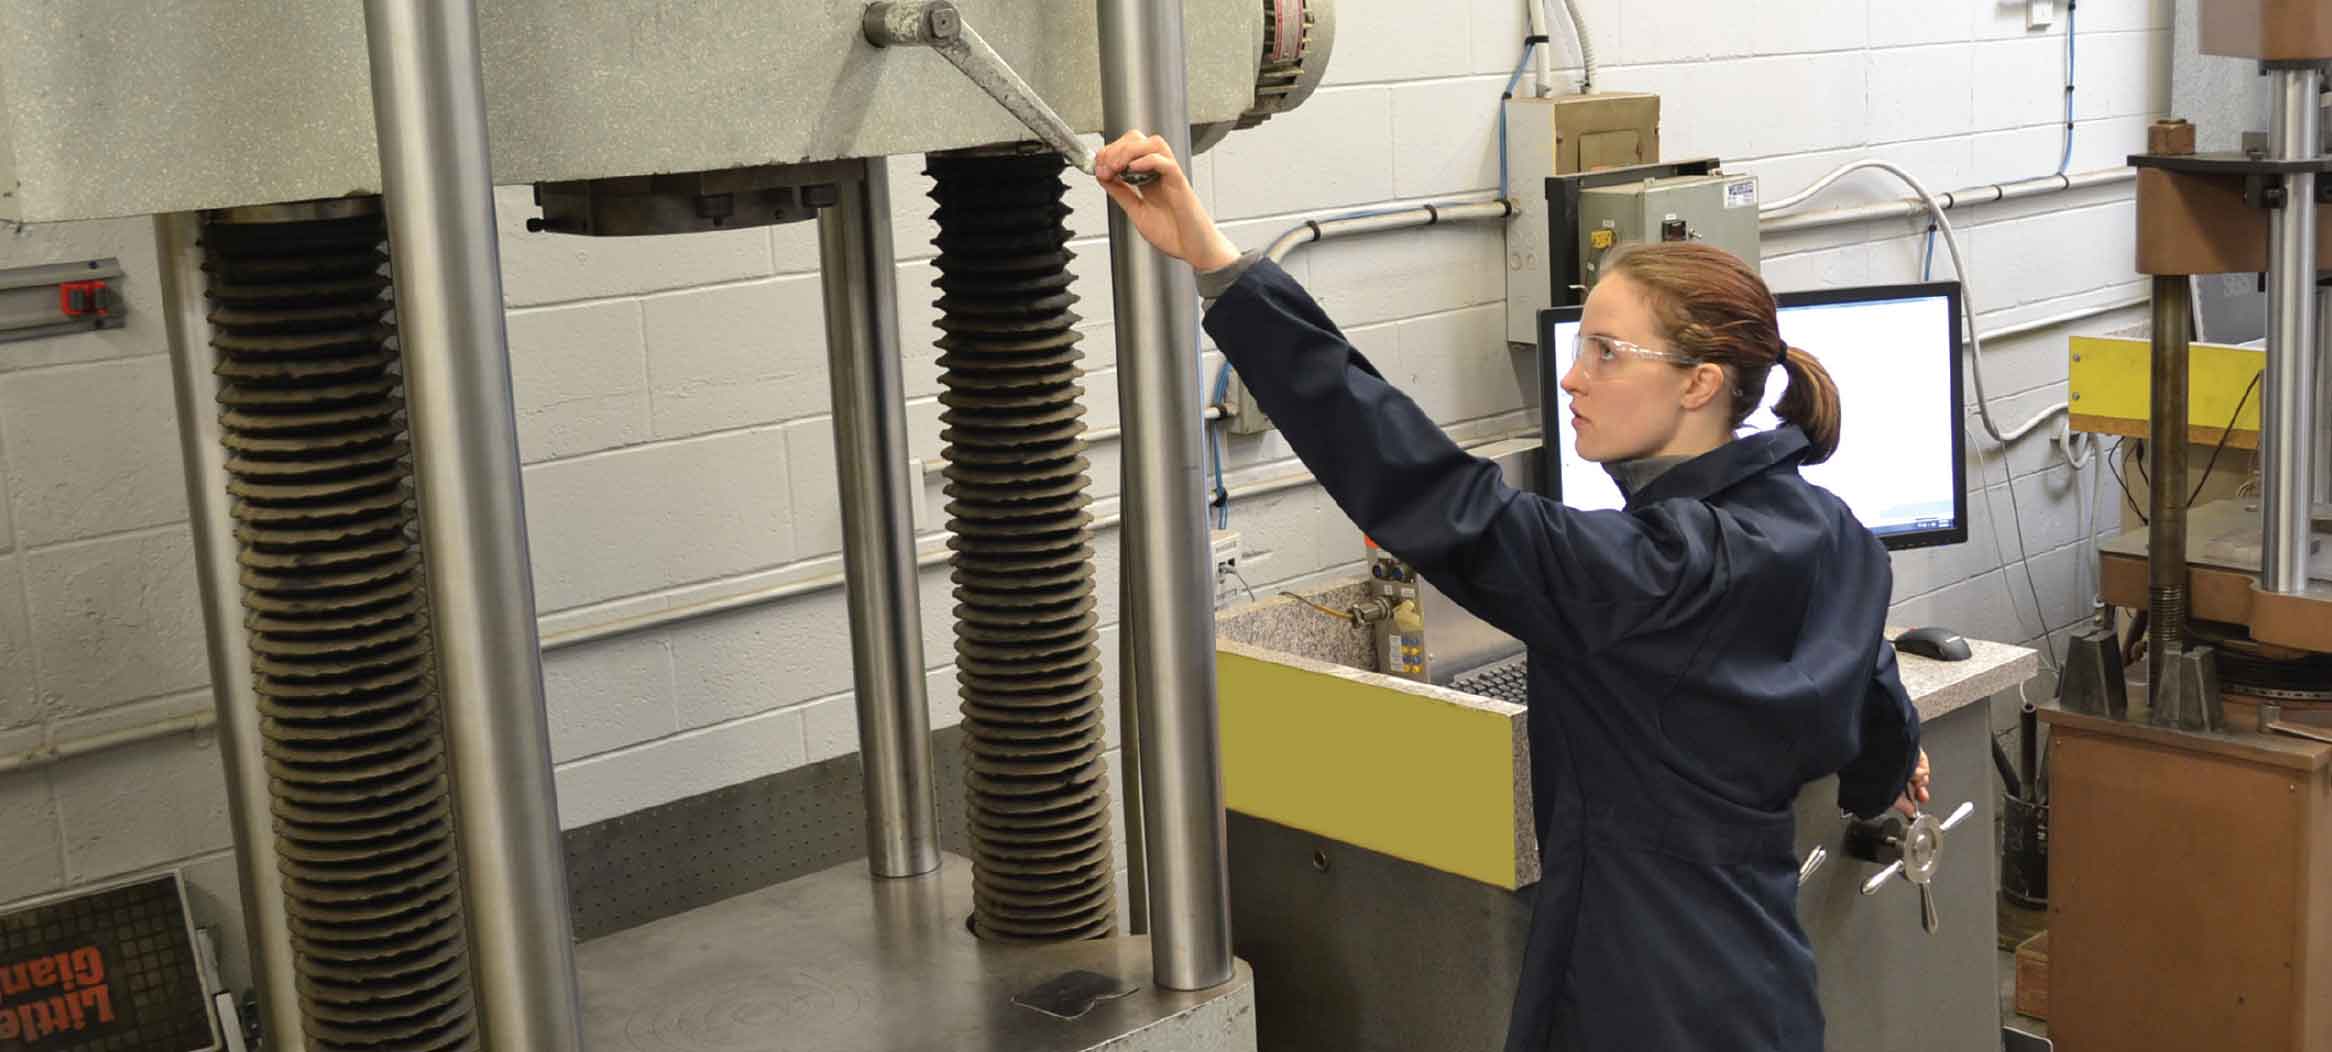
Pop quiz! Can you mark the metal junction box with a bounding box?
[1501,91,1662,346]
[1575,172,1763,290]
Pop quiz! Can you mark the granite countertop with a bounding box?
[1214,585,2037,724]
[1885,628,2040,723]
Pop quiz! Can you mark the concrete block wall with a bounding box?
[0,0,2170,993]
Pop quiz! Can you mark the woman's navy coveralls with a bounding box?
[1202,260,1923,1052]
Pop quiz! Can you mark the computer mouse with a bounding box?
[1892,626,1971,662]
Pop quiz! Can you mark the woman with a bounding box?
[1095,132,1931,1052]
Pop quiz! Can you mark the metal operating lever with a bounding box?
[1849,800,1973,934]
[863,1,1160,186]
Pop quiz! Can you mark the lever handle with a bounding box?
[1860,860,1905,896]
[1937,800,1975,833]
[1798,846,1827,885]
[1919,885,1940,933]
[865,1,1159,185]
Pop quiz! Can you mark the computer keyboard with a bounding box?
[1450,653,1530,706]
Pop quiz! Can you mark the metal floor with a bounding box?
[573,854,1255,1052]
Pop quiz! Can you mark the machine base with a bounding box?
[1226,699,2003,1052]
[575,854,1257,1052]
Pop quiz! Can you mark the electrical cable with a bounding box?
[1983,397,2066,675]
[1498,39,1543,201]
[2106,438,2148,525]
[1227,566,1259,604]
[2187,369,2262,507]
[1281,590,1359,623]
[1769,159,2083,670]
[2107,369,2256,520]
[1558,0,1597,93]
[1921,0,2075,295]
[1764,167,2017,446]
[2059,0,2079,177]
[1525,0,1552,98]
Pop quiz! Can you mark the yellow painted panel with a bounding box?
[2068,335,2264,438]
[1217,649,1523,889]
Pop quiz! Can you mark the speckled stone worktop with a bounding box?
[1215,581,2037,723]
[1885,629,2040,723]
[1214,583,2039,891]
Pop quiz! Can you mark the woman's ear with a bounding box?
[1678,362,1728,412]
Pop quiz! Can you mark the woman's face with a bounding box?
[1563,273,1694,463]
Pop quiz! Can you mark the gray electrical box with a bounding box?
[1575,172,1763,290]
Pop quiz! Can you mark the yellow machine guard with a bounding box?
[1217,645,1533,890]
[2067,335,2264,448]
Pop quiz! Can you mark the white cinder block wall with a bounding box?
[0,0,2170,990]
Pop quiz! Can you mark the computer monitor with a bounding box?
[1535,281,1968,551]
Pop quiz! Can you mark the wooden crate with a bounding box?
[2015,931,2050,1021]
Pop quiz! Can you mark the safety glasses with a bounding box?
[1565,331,1704,381]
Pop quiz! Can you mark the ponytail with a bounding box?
[1774,345,1841,465]
[1602,243,1841,462]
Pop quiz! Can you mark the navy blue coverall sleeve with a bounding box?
[1203,259,1724,652]
[1836,642,1922,819]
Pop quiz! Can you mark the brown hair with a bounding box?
[1601,242,1842,465]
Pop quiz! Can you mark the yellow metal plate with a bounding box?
[2068,335,2263,447]
[1217,647,1528,889]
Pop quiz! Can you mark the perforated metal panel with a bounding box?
[562,727,974,941]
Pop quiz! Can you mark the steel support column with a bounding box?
[155,211,309,1052]
[2263,66,2321,594]
[816,159,943,878]
[1096,0,1236,992]
[360,3,585,1047]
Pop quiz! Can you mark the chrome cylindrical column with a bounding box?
[1096,0,1236,991]
[154,212,309,1052]
[360,3,584,1048]
[816,159,942,878]
[2263,65,2321,595]
[2315,286,2332,512]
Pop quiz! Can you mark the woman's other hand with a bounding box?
[1094,131,1242,272]
[1894,749,1932,818]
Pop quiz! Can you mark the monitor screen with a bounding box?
[1535,282,1968,550]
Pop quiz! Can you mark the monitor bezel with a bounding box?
[1535,280,1970,552]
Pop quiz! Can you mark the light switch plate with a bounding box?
[2027,0,2055,30]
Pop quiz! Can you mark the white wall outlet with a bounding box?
[2026,0,2055,30]
[1211,529,1245,607]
